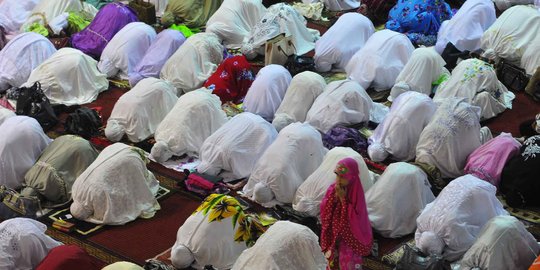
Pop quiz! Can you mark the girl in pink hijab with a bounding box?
[320,157,373,270]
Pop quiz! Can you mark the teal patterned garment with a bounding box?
[85,0,114,9]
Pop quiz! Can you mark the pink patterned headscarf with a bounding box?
[320,157,373,269]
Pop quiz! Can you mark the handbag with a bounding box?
[64,107,102,139]
[15,81,59,131]
[395,244,451,270]
[49,37,71,49]
[497,60,530,92]
[284,54,315,76]
[129,0,156,25]
[441,42,470,70]
[0,186,42,219]
[265,33,296,66]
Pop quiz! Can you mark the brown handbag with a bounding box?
[129,0,157,25]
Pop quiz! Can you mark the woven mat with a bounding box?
[381,239,415,266]
[499,195,540,224]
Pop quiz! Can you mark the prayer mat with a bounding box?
[499,195,540,225]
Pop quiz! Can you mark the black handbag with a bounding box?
[64,107,102,139]
[441,42,470,70]
[15,81,59,131]
[284,55,315,76]
[129,0,156,25]
[0,186,42,220]
[497,60,530,92]
[395,244,451,270]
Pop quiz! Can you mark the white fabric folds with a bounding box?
[21,0,97,32]
[0,107,15,125]
[0,0,41,36]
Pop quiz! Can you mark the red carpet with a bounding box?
[484,91,539,136]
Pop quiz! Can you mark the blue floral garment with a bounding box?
[386,0,453,46]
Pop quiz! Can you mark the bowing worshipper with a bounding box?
[521,38,540,77]
[0,116,50,189]
[70,143,161,225]
[0,218,62,270]
[71,2,138,58]
[161,0,222,28]
[0,107,15,125]
[172,194,275,269]
[459,216,539,270]
[161,32,223,95]
[493,0,535,11]
[203,55,255,104]
[415,174,508,261]
[241,3,319,59]
[35,245,105,270]
[0,32,56,92]
[105,78,178,143]
[272,71,326,131]
[243,64,292,121]
[305,80,372,133]
[389,47,449,101]
[317,0,360,11]
[243,122,327,206]
[102,262,144,270]
[206,0,267,49]
[358,0,396,25]
[20,0,97,34]
[480,5,540,64]
[320,157,373,270]
[151,89,227,163]
[345,29,414,92]
[435,0,496,55]
[416,97,492,179]
[23,48,109,106]
[386,0,453,46]
[293,147,372,217]
[0,0,41,38]
[314,13,374,73]
[500,135,540,208]
[197,112,278,179]
[433,58,514,120]
[464,133,521,188]
[21,135,99,208]
[368,92,436,162]
[98,22,156,80]
[366,162,435,238]
[129,29,186,87]
[232,221,327,270]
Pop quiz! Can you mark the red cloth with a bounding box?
[36,245,106,270]
[203,55,254,103]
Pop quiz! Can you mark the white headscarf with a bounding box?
[21,0,97,32]
[369,92,436,162]
[243,64,292,121]
[206,0,267,48]
[105,78,178,143]
[0,116,51,189]
[23,48,109,106]
[0,218,62,270]
[198,112,278,179]
[433,58,514,120]
[272,71,326,131]
[70,143,160,225]
[460,215,539,270]
[493,0,534,11]
[0,0,40,36]
[415,174,508,261]
[161,32,223,95]
[151,89,228,163]
[305,79,373,133]
[435,0,496,54]
[521,37,540,75]
[389,47,448,101]
[345,29,414,91]
[243,122,327,206]
[0,32,56,91]
[232,221,326,270]
[98,22,157,80]
[102,262,144,270]
[366,162,435,238]
[314,12,374,72]
[0,107,15,125]
[293,147,372,217]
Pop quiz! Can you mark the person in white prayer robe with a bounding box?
[206,0,267,48]
[151,89,228,163]
[70,143,160,225]
[416,98,492,179]
[345,29,414,91]
[0,107,15,125]
[433,58,514,120]
[366,162,435,238]
[435,0,496,54]
[160,32,223,95]
[0,0,41,38]
[98,22,157,80]
[105,78,178,143]
[493,0,534,11]
[305,79,373,133]
[293,147,372,216]
[197,112,278,179]
[314,12,374,72]
[23,48,109,106]
[243,64,292,121]
[0,116,51,189]
[21,0,97,34]
[0,218,62,270]
[521,36,540,76]
[243,122,327,206]
[389,47,449,101]
[0,32,56,92]
[368,92,437,162]
[460,215,539,270]
[415,174,508,261]
[232,221,327,270]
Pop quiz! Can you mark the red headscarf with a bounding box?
[203,55,254,104]
[36,245,105,270]
[320,157,373,268]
